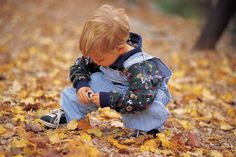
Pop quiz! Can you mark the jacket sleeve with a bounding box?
[108,60,163,114]
[69,56,100,91]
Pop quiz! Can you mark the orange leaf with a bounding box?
[77,118,91,130]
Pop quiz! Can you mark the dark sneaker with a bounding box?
[131,129,160,138]
[40,109,67,129]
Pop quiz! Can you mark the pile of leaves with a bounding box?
[0,0,235,156]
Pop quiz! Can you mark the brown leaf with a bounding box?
[26,122,44,133]
[186,131,200,147]
[41,149,61,157]
[23,103,39,111]
[28,136,49,149]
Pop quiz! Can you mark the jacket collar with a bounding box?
[109,32,143,70]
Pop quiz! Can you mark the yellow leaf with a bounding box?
[99,108,121,119]
[159,149,174,156]
[46,130,61,144]
[66,140,100,157]
[210,150,223,157]
[157,133,176,149]
[39,37,53,45]
[13,155,23,157]
[140,139,158,153]
[13,106,24,114]
[67,119,78,130]
[35,109,50,118]
[17,126,31,138]
[45,91,58,98]
[0,151,5,157]
[220,122,233,131]
[172,108,187,115]
[123,138,135,144]
[0,44,8,53]
[173,70,185,78]
[11,139,28,148]
[193,148,204,156]
[202,88,215,100]
[181,153,191,157]
[79,131,92,141]
[0,125,7,135]
[20,97,35,104]
[213,112,225,121]
[87,128,102,137]
[233,130,236,136]
[13,114,26,122]
[221,93,233,102]
[31,89,44,98]
[108,136,129,150]
[28,46,37,54]
[178,120,194,130]
[53,79,62,85]
[18,90,28,99]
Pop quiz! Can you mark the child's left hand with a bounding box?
[91,93,100,106]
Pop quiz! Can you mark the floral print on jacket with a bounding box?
[70,56,165,114]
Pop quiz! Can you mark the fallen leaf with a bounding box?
[20,97,35,104]
[140,139,158,153]
[77,118,91,130]
[28,136,49,149]
[67,119,78,130]
[99,108,121,119]
[13,114,26,122]
[157,133,176,149]
[13,106,24,114]
[0,151,5,157]
[111,120,123,128]
[46,130,65,144]
[10,80,22,93]
[186,131,200,147]
[210,150,223,157]
[26,122,44,132]
[0,125,7,135]
[11,139,29,148]
[220,122,234,131]
[79,131,92,141]
[66,140,100,157]
[87,128,103,137]
[31,89,44,98]
[108,136,129,150]
[41,149,61,157]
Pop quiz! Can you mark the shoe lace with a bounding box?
[49,109,64,128]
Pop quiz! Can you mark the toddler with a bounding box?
[40,4,172,137]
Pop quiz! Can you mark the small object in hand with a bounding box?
[86,91,93,101]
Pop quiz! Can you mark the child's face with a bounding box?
[86,45,125,66]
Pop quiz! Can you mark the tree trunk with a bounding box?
[194,0,236,50]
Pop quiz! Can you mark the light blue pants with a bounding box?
[60,72,170,131]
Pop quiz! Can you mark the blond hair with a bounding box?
[79,4,130,56]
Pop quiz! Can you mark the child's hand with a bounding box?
[77,87,93,105]
[91,93,100,107]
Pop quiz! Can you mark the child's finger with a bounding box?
[78,92,89,104]
[92,94,100,106]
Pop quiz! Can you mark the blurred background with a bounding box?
[0,0,235,112]
[0,0,235,101]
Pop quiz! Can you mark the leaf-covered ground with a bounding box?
[0,0,235,156]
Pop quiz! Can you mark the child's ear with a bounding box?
[117,44,126,53]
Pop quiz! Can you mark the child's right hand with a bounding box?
[77,87,93,105]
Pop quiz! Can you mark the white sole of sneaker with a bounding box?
[40,119,67,129]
